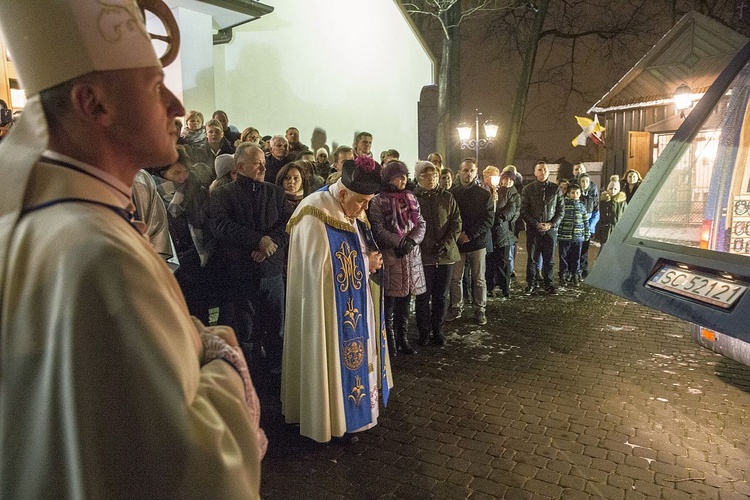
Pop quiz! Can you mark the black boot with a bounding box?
[417,330,430,347]
[385,310,397,358]
[432,331,446,346]
[397,331,417,355]
[395,315,416,355]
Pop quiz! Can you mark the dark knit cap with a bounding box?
[382,160,409,183]
[500,171,515,182]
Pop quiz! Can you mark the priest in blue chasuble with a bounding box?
[282,156,393,442]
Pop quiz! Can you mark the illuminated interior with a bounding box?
[634,66,750,256]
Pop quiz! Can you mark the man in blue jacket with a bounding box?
[578,173,600,279]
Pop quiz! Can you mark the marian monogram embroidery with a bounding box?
[335,241,363,292]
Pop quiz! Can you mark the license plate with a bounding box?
[647,265,747,309]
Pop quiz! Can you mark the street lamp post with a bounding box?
[457,109,498,162]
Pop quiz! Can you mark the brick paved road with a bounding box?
[258,249,750,499]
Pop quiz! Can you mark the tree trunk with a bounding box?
[503,0,549,166]
[436,2,461,170]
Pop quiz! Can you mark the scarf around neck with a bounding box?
[379,185,420,237]
[153,175,186,217]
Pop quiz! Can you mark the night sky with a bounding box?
[407,1,748,172]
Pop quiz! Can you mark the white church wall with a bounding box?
[150,7,216,115]
[212,0,434,167]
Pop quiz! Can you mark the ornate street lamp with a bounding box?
[457,109,498,162]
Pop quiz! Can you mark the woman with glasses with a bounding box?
[413,161,461,347]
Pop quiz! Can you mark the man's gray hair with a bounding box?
[270,135,288,147]
[235,142,263,163]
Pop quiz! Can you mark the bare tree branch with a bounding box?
[405,0,525,38]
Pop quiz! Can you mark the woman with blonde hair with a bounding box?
[180,109,206,147]
[238,127,261,147]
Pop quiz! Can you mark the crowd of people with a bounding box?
[146,116,643,368]
[0,2,653,495]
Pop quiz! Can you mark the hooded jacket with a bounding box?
[596,191,627,244]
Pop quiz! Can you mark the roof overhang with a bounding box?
[168,0,273,31]
[588,11,747,115]
[590,90,707,114]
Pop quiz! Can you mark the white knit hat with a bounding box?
[608,175,621,192]
[414,160,437,179]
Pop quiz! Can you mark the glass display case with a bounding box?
[588,41,750,352]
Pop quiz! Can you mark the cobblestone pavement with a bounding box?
[258,248,750,499]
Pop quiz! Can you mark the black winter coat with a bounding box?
[520,180,564,234]
[210,175,289,280]
[450,181,494,253]
[491,186,520,248]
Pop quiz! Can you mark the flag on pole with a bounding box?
[572,114,605,147]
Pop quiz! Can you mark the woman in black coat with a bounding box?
[489,171,521,298]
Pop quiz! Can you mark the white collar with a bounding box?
[42,149,132,207]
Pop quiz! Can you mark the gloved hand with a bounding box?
[395,237,416,257]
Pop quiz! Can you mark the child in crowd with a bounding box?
[557,184,589,287]
[597,175,628,245]
[558,179,570,197]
